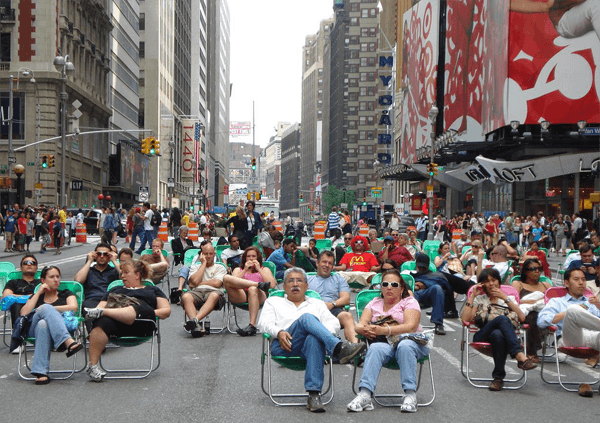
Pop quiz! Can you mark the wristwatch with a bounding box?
[504,297,512,304]
[332,302,337,308]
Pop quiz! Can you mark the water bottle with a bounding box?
[204,316,211,335]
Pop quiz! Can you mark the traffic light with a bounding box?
[42,155,48,169]
[190,204,194,211]
[427,163,434,176]
[141,137,151,154]
[48,155,55,168]
[153,138,160,155]
[300,193,304,202]
[256,192,261,200]
[247,192,252,200]
[251,157,256,170]
[362,197,367,206]
[432,163,438,176]
[149,137,156,155]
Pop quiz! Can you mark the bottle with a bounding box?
[204,316,211,335]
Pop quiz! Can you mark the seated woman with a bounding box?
[223,246,277,337]
[511,258,551,363]
[520,240,551,278]
[461,268,537,391]
[171,225,195,266]
[459,240,483,277]
[19,266,83,384]
[434,242,474,313]
[84,260,171,382]
[347,269,428,413]
[407,230,422,254]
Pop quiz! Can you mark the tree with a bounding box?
[322,185,356,215]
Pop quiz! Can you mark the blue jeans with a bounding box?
[359,339,429,393]
[27,304,72,377]
[414,285,444,325]
[271,314,341,391]
[472,315,522,380]
[136,229,155,252]
[130,226,144,250]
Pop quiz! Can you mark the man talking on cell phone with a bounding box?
[567,244,599,294]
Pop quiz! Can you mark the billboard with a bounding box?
[444,0,509,139]
[229,121,251,136]
[507,0,600,125]
[181,119,198,183]
[399,0,440,164]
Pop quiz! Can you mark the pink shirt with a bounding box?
[366,296,422,331]
[242,271,264,283]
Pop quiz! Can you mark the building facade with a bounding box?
[280,123,301,217]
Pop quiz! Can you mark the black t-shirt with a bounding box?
[34,289,75,308]
[102,285,167,310]
[4,278,40,295]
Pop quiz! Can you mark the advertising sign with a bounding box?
[399,0,440,164]
[229,121,251,136]
[181,119,198,183]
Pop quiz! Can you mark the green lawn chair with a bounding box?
[315,239,333,253]
[17,281,86,380]
[370,273,416,292]
[351,289,435,407]
[97,279,161,379]
[400,261,437,274]
[215,244,229,262]
[263,261,277,280]
[184,249,201,266]
[510,274,553,286]
[261,289,334,406]
[140,249,170,291]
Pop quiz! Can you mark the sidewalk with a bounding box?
[0,234,101,260]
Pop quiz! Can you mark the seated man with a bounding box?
[378,235,412,268]
[181,243,227,337]
[171,225,195,266]
[591,232,600,256]
[334,233,354,265]
[1,254,41,351]
[411,253,450,335]
[308,251,358,343]
[567,243,599,294]
[201,228,212,245]
[258,225,278,259]
[537,268,600,394]
[334,235,380,287]
[474,245,512,283]
[257,267,366,413]
[452,232,470,256]
[118,247,134,262]
[220,235,244,269]
[267,238,303,280]
[140,238,169,285]
[75,243,121,309]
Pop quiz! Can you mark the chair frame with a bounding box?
[260,289,334,406]
[96,280,161,379]
[460,285,529,389]
[17,281,87,381]
[2,270,43,347]
[539,287,600,392]
[351,289,435,407]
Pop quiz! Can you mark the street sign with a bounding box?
[71,180,83,191]
[27,162,35,166]
[139,185,149,202]
[427,184,434,191]
[248,184,259,191]
[340,203,348,209]
[35,189,42,196]
[34,183,43,189]
[371,187,382,198]
[426,190,433,198]
[8,157,16,164]
[167,177,175,188]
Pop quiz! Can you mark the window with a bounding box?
[349,64,359,73]
[369,42,377,52]
[348,106,357,115]
[139,13,145,30]
[350,17,359,26]
[348,78,358,87]
[139,41,145,58]
[351,3,359,11]
[359,131,366,140]
[370,8,378,17]
[348,92,358,101]
[348,120,357,129]
[361,43,368,52]
[369,28,377,37]
[361,28,369,37]
[361,8,369,18]
[0,33,10,62]
[349,36,359,44]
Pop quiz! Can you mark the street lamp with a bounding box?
[54,54,75,207]
[427,104,438,240]
[13,164,24,207]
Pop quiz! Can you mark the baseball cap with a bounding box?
[415,253,430,268]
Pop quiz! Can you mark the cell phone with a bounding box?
[582,263,594,267]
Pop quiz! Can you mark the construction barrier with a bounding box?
[314,222,326,240]
[158,221,168,242]
[76,223,87,243]
[274,221,283,233]
[188,222,198,241]
[359,224,369,238]
[452,229,463,240]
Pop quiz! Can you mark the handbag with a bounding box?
[368,315,401,347]
[474,302,519,329]
[105,292,141,309]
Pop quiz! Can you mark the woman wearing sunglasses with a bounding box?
[521,240,551,277]
[348,269,428,413]
[19,266,83,384]
[511,258,551,363]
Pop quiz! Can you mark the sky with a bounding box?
[228,0,335,147]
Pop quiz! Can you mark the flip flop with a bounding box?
[35,376,50,385]
[66,342,83,357]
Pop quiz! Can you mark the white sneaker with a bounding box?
[87,363,106,382]
[10,345,24,354]
[84,307,104,320]
[347,393,374,412]
[400,394,417,413]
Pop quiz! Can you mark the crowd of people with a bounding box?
[2,202,600,411]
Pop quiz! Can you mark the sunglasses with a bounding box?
[392,234,399,236]
[344,237,352,240]
[22,260,37,266]
[355,240,364,244]
[381,282,400,288]
[526,267,542,272]
[96,252,110,257]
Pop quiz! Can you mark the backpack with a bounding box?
[151,210,161,226]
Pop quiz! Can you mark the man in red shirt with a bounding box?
[16,211,28,252]
[378,236,413,268]
[334,235,380,287]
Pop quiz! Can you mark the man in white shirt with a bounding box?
[97,207,107,241]
[258,267,366,413]
[474,245,511,283]
[135,202,155,254]
[181,243,227,338]
[220,235,244,268]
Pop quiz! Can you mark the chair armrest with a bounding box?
[462,321,472,327]
[521,324,530,329]
[547,325,558,332]
[263,333,272,340]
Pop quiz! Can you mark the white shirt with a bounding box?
[220,247,243,263]
[258,295,341,338]
[390,216,399,230]
[470,259,510,283]
[76,213,85,224]
[143,209,153,230]
[200,215,208,225]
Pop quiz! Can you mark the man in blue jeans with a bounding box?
[258,267,366,413]
[411,253,448,335]
[135,202,154,254]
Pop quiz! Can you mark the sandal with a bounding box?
[528,355,541,364]
[66,342,83,357]
[518,358,537,371]
[35,375,50,385]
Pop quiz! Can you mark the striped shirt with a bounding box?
[328,212,340,229]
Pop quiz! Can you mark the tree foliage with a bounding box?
[322,185,356,215]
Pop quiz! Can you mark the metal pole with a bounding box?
[7,75,13,177]
[60,68,68,207]
[427,104,438,241]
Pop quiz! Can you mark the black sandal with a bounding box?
[66,342,83,357]
[35,375,50,385]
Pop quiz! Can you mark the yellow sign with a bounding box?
[427,185,434,191]
[590,192,600,203]
[34,183,43,189]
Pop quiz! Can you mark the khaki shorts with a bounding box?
[188,288,225,310]
[5,232,13,242]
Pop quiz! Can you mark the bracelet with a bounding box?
[465,302,473,308]
[386,325,391,336]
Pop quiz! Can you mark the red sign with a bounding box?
[223,185,229,195]
[546,190,555,197]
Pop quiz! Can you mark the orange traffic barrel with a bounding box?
[188,222,198,241]
[76,223,87,243]
[359,224,369,237]
[314,222,325,240]
[452,229,463,240]
[274,221,282,232]
[158,221,168,241]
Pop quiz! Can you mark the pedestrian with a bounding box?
[129,207,143,251]
[39,213,50,253]
[25,211,34,252]
[34,208,43,241]
[52,216,62,255]
[16,211,27,252]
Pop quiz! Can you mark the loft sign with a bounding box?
[377,55,393,165]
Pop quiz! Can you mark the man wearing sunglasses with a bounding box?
[334,235,380,287]
[75,243,120,310]
[2,254,41,343]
